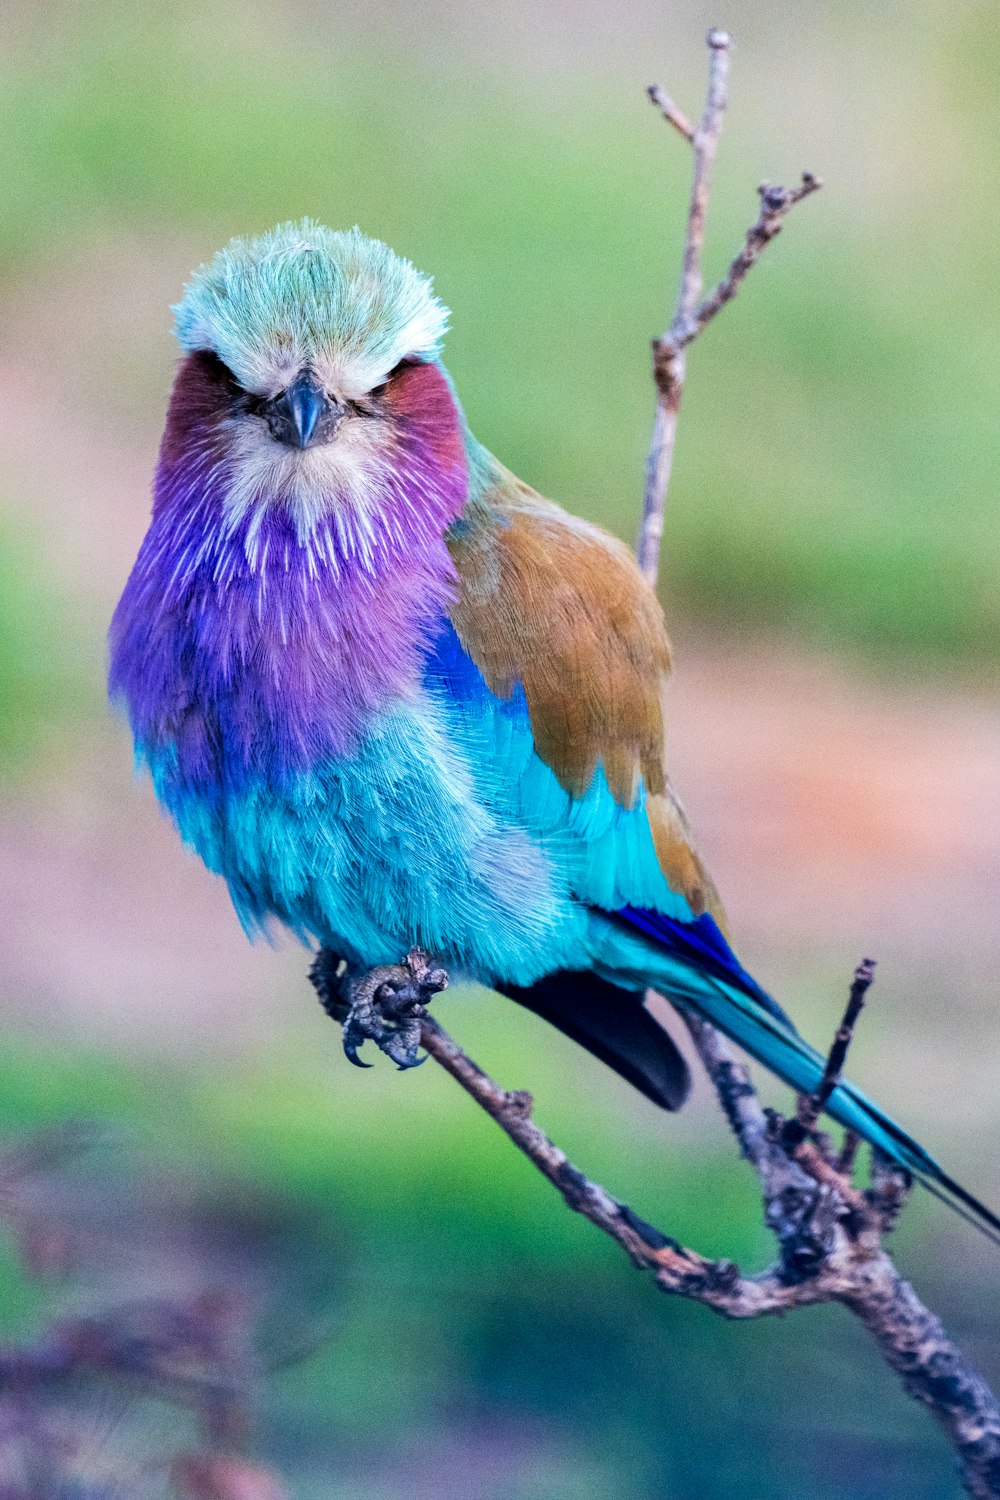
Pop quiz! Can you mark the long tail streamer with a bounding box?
[620,906,1000,1244]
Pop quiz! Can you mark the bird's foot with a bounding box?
[310,947,448,1070]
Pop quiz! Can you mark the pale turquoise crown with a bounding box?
[173,219,450,397]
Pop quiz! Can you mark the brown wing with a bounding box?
[447,460,725,925]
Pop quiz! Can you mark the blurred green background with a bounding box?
[0,1,998,1495]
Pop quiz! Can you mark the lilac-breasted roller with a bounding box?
[109,221,998,1238]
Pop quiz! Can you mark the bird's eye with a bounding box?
[352,359,417,413]
[191,349,250,402]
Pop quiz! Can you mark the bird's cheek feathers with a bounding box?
[158,351,468,532]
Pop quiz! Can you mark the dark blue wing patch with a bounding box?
[616,906,798,1032]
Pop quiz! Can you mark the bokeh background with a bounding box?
[1,0,998,1495]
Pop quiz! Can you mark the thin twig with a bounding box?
[675,1009,770,1171]
[838,1128,863,1174]
[637,33,821,584]
[639,28,730,583]
[798,957,877,1130]
[692,172,822,336]
[646,84,694,143]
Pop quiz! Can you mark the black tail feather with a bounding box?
[499,970,691,1111]
[830,1083,1000,1246]
[916,1168,1000,1248]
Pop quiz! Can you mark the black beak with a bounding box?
[263,372,344,449]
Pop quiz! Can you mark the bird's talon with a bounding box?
[343,1039,373,1069]
[317,948,442,1073]
[395,1051,427,1071]
[384,1028,426,1070]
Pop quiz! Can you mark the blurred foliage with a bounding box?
[0,1117,331,1499]
[0,1014,988,1499]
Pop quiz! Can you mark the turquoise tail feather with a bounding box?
[681,970,1000,1245]
[609,908,1000,1244]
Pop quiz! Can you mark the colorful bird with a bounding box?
[109,220,996,1237]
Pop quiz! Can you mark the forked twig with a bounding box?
[637,31,821,584]
[310,946,1000,1497]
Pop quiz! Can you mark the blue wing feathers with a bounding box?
[616,906,797,1030]
[425,621,695,917]
[427,620,1000,1241]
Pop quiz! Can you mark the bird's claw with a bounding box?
[381,1021,429,1071]
[342,1033,373,1069]
[312,948,448,1072]
[341,995,424,1070]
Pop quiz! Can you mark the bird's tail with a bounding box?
[616,906,1000,1245]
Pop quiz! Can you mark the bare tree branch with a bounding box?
[310,948,1000,1498]
[693,172,821,335]
[635,21,838,1297]
[676,1008,771,1170]
[646,83,694,143]
[638,28,730,583]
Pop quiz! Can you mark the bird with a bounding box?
[109,219,998,1239]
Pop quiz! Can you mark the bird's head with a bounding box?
[161,220,467,561]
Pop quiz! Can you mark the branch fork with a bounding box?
[638,30,820,584]
[311,948,1000,1494]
